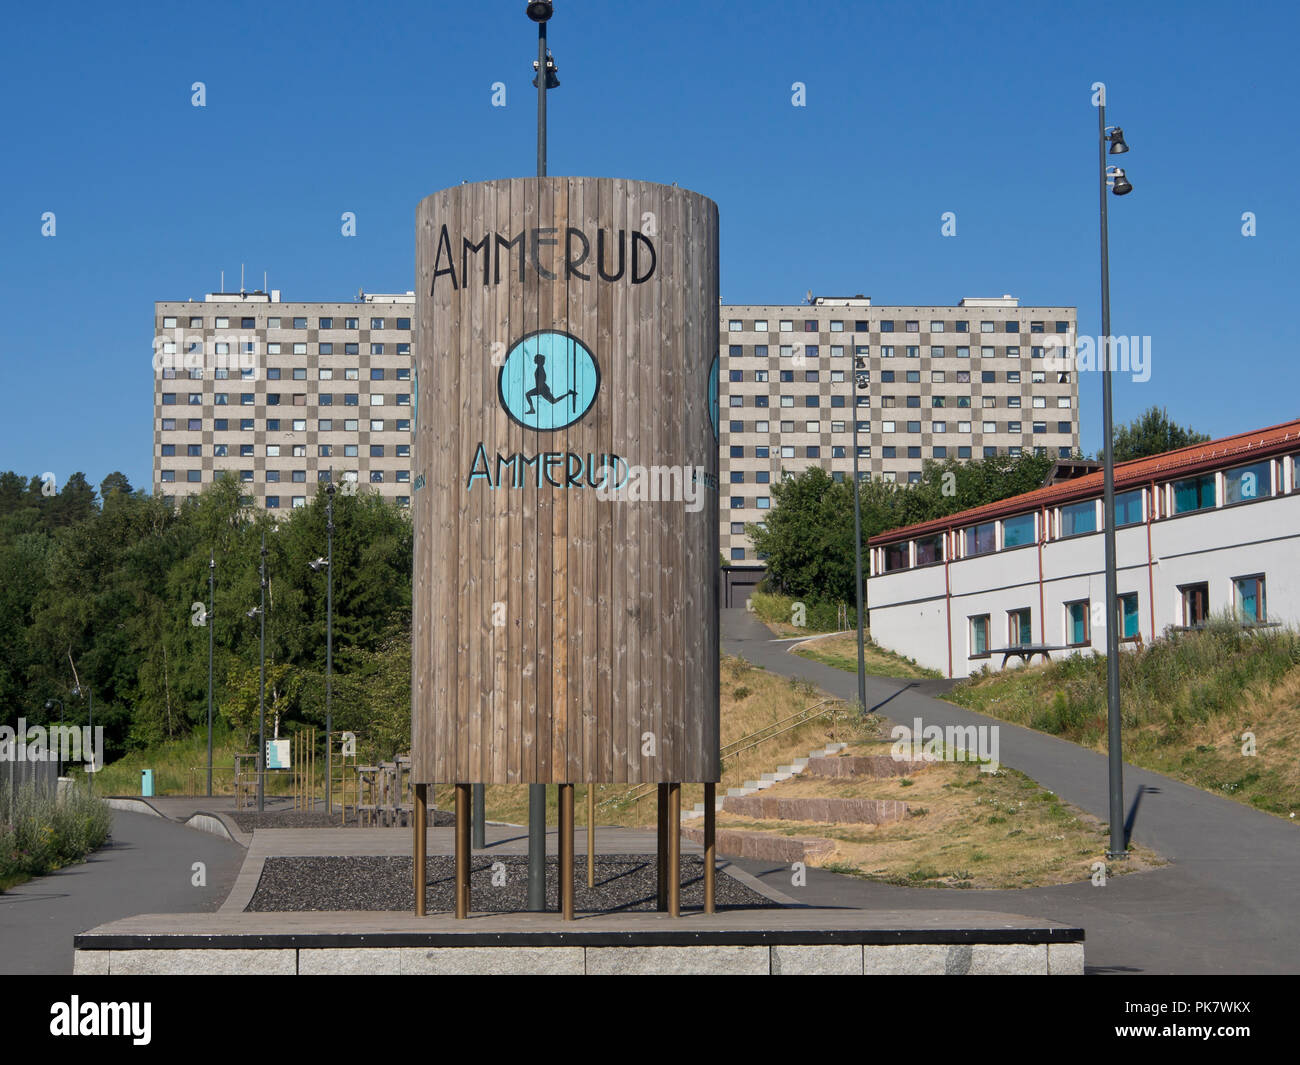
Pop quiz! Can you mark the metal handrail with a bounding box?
[600,697,845,809]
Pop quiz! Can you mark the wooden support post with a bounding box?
[414,783,427,916]
[559,783,575,920]
[455,783,471,919]
[703,782,716,915]
[586,786,595,889]
[668,782,681,917]
[656,783,668,911]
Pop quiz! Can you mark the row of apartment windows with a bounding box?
[159,418,411,436]
[162,443,406,458]
[159,342,410,357]
[968,576,1269,659]
[161,366,411,380]
[161,393,411,407]
[880,454,1300,573]
[728,368,1071,386]
[725,319,1072,334]
[161,316,410,331]
[161,469,410,485]
[727,394,1072,412]
[726,344,1070,360]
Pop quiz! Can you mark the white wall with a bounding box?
[869,489,1300,678]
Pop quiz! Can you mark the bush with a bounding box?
[0,783,113,887]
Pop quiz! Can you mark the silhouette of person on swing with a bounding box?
[524,352,576,414]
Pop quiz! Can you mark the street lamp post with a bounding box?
[252,531,268,813]
[851,372,867,716]
[1097,94,1132,860]
[44,699,64,775]
[310,475,336,814]
[207,552,215,797]
[526,0,558,914]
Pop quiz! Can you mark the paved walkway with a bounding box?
[0,810,244,975]
[722,608,1300,974]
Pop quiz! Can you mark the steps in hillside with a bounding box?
[681,743,848,820]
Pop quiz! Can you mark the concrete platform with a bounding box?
[73,908,1084,975]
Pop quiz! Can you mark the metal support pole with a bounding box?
[455,783,471,918]
[413,783,427,916]
[526,11,552,915]
[656,783,668,911]
[207,553,214,797]
[473,783,486,849]
[703,782,716,915]
[257,531,267,813]
[325,478,334,815]
[559,783,574,920]
[852,398,867,714]
[667,783,681,917]
[1099,100,1126,861]
[586,786,595,888]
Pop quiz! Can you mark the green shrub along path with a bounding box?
[947,619,1300,818]
[0,785,112,891]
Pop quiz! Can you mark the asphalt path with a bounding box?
[722,608,1300,974]
[0,809,243,975]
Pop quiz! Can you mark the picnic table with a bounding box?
[985,644,1066,669]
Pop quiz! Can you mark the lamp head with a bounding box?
[1107,127,1130,154]
[526,1,553,22]
[310,557,327,571]
[1109,167,1133,195]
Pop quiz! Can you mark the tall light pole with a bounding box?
[310,474,336,814]
[207,552,215,797]
[526,0,558,914]
[851,366,867,716]
[1097,93,1132,861]
[249,531,268,813]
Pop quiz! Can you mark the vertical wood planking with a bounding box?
[413,178,718,786]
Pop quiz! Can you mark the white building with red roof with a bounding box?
[866,419,1300,678]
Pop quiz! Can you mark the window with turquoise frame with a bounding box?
[1114,489,1144,526]
[970,615,990,657]
[1223,460,1272,505]
[1065,601,1089,646]
[1060,500,1097,537]
[1172,473,1216,514]
[963,521,996,556]
[1234,575,1266,623]
[1002,512,1036,548]
[1008,608,1032,646]
[1118,593,1140,639]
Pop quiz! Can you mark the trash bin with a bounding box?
[141,769,154,797]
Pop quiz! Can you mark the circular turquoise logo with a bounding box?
[708,355,719,440]
[497,330,600,432]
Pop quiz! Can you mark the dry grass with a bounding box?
[716,741,1163,889]
[790,631,941,681]
[476,654,859,828]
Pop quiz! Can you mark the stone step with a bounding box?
[804,754,928,780]
[722,794,908,825]
[681,825,835,864]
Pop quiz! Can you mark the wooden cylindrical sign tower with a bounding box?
[412,177,720,787]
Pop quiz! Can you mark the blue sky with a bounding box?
[2,0,1295,495]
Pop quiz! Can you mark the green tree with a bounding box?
[1112,406,1210,462]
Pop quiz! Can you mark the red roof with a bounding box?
[868,417,1300,547]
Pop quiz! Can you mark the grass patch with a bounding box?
[715,741,1161,888]
[0,783,113,891]
[748,588,855,636]
[791,631,942,681]
[946,618,1300,818]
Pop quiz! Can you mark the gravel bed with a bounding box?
[229,807,457,831]
[247,854,776,912]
